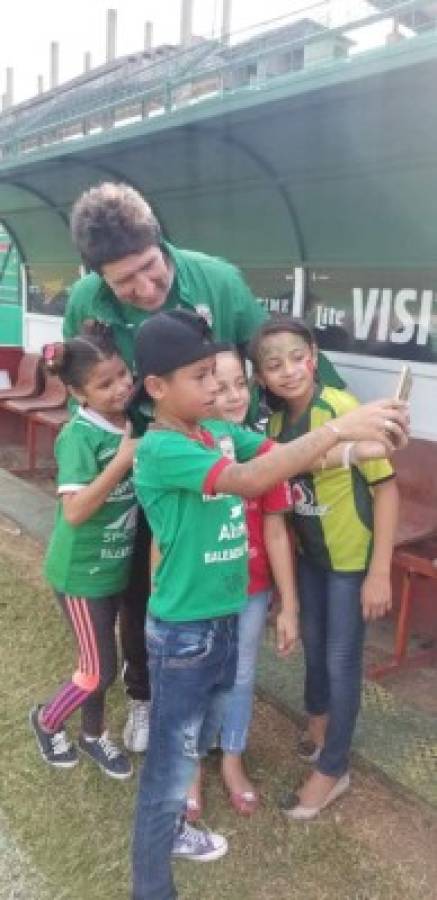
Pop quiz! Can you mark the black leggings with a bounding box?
[119,508,151,702]
[41,591,123,736]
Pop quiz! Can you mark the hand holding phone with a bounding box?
[395,365,413,402]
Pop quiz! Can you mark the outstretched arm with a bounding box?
[315,435,408,472]
[215,399,408,499]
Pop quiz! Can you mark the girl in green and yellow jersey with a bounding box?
[250,317,399,820]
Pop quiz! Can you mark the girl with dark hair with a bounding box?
[186,346,298,821]
[250,316,399,819]
[29,322,137,779]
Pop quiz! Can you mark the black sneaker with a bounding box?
[78,730,133,780]
[29,704,78,768]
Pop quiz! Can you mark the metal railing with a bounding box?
[0,0,436,162]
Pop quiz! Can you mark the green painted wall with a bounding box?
[0,305,22,344]
[0,225,22,346]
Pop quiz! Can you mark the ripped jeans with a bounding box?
[132,613,238,900]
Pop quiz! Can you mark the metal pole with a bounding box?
[50,42,59,89]
[5,67,13,107]
[144,21,153,51]
[180,0,193,46]
[221,0,232,45]
[293,267,306,318]
[106,8,117,62]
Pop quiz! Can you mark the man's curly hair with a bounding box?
[70,182,161,272]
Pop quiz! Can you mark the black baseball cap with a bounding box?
[126,309,228,410]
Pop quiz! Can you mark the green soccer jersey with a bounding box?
[44,408,137,599]
[133,419,267,621]
[63,242,266,371]
[268,387,394,572]
[64,241,343,391]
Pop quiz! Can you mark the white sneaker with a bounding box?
[172,821,228,862]
[123,699,150,752]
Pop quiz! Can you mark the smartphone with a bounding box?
[394,365,413,401]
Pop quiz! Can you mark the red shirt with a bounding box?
[246,480,294,595]
[199,427,293,595]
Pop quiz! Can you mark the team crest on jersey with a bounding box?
[195,304,213,327]
[217,435,235,460]
[292,481,328,517]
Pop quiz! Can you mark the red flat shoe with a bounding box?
[228,790,259,816]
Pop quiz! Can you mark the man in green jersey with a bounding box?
[65,181,344,754]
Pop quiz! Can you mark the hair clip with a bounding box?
[42,342,62,368]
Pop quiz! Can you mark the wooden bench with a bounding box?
[368,438,437,679]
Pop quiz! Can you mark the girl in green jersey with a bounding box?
[30,322,137,779]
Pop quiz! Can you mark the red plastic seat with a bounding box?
[369,538,437,679]
[0,353,43,400]
[1,372,67,414]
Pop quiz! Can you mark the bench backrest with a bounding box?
[394,439,437,545]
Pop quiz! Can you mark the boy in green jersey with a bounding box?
[129,309,408,900]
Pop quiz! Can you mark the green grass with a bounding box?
[0,545,435,900]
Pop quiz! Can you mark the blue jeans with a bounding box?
[297,556,365,777]
[220,590,270,754]
[132,613,238,900]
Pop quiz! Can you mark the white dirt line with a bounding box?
[0,811,51,900]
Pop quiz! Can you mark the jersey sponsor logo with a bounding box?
[292,481,328,517]
[101,546,133,560]
[103,505,138,533]
[204,541,248,564]
[218,521,247,542]
[102,506,137,555]
[202,492,228,502]
[107,478,136,502]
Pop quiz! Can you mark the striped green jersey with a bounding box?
[268,386,394,572]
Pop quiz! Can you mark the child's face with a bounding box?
[149,355,219,426]
[257,332,317,406]
[72,355,133,419]
[214,351,250,425]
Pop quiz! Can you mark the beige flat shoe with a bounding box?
[282,773,350,821]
